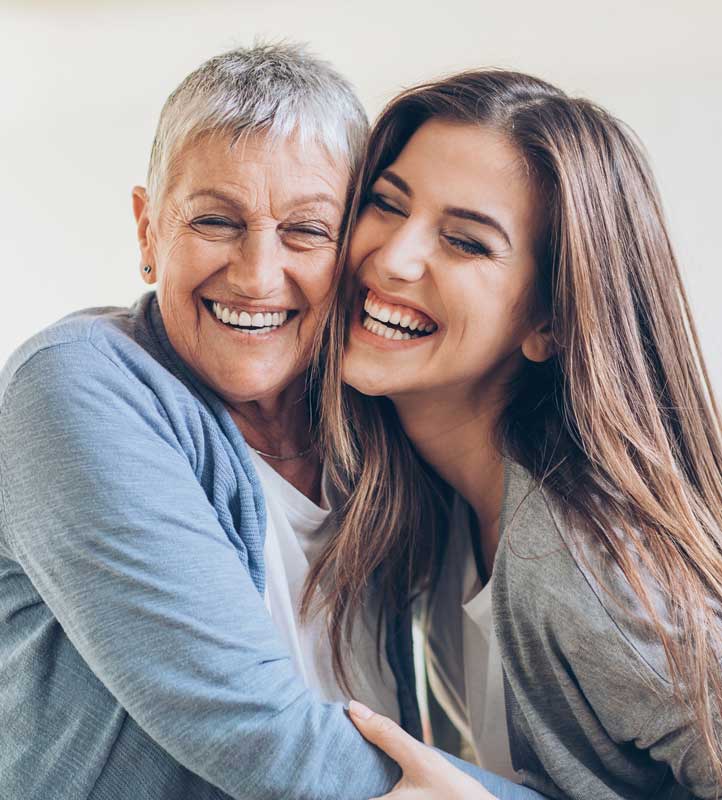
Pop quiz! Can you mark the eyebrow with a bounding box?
[444,207,511,248]
[185,189,343,213]
[378,170,412,196]
[377,169,512,247]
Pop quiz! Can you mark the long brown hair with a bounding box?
[304,69,722,772]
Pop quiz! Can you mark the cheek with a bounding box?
[168,249,233,308]
[295,251,339,310]
[453,292,532,369]
[348,211,380,269]
[441,273,519,348]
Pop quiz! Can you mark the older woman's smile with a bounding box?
[205,298,296,336]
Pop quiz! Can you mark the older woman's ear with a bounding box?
[132,186,156,284]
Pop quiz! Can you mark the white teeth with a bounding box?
[212,303,291,330]
[361,312,432,342]
[364,291,437,333]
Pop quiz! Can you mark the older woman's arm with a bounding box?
[0,338,400,800]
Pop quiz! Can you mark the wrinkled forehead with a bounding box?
[160,128,350,213]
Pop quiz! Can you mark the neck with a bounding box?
[225,375,322,502]
[393,382,506,572]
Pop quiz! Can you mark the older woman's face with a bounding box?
[134,132,348,407]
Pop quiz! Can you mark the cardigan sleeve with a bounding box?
[0,338,401,800]
[494,486,718,799]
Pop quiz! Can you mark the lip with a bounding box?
[349,291,438,350]
[202,298,298,337]
[202,296,296,315]
[358,283,440,328]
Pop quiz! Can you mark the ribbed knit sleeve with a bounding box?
[0,337,400,800]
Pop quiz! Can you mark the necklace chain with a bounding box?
[250,444,314,461]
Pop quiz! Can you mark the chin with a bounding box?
[342,365,394,398]
[200,363,290,405]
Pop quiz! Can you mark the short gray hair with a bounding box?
[147,41,369,201]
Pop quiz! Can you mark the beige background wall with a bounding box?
[2,0,720,392]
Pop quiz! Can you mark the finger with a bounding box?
[348,700,439,776]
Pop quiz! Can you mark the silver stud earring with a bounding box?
[143,265,152,275]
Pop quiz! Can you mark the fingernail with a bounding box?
[349,700,374,720]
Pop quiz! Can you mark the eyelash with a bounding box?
[191,217,330,239]
[444,237,490,257]
[368,193,490,257]
[369,192,404,216]
[192,216,238,229]
[283,225,329,238]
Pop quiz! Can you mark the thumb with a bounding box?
[349,700,438,777]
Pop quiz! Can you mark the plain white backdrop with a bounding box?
[2,0,720,392]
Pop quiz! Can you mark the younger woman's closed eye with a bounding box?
[368,192,406,216]
[443,235,491,257]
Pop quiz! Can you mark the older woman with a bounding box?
[0,43,410,800]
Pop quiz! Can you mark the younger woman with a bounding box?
[309,70,722,799]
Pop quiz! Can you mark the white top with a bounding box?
[424,494,517,781]
[250,450,400,721]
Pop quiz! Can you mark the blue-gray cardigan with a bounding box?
[0,293,418,800]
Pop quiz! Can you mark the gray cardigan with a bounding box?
[493,460,717,799]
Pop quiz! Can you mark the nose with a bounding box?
[226,229,285,298]
[373,218,428,285]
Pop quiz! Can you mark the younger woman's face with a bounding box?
[343,119,548,404]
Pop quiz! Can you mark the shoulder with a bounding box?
[0,295,157,401]
[0,294,206,487]
[494,459,672,683]
[0,293,193,427]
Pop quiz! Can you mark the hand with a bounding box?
[349,701,498,800]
